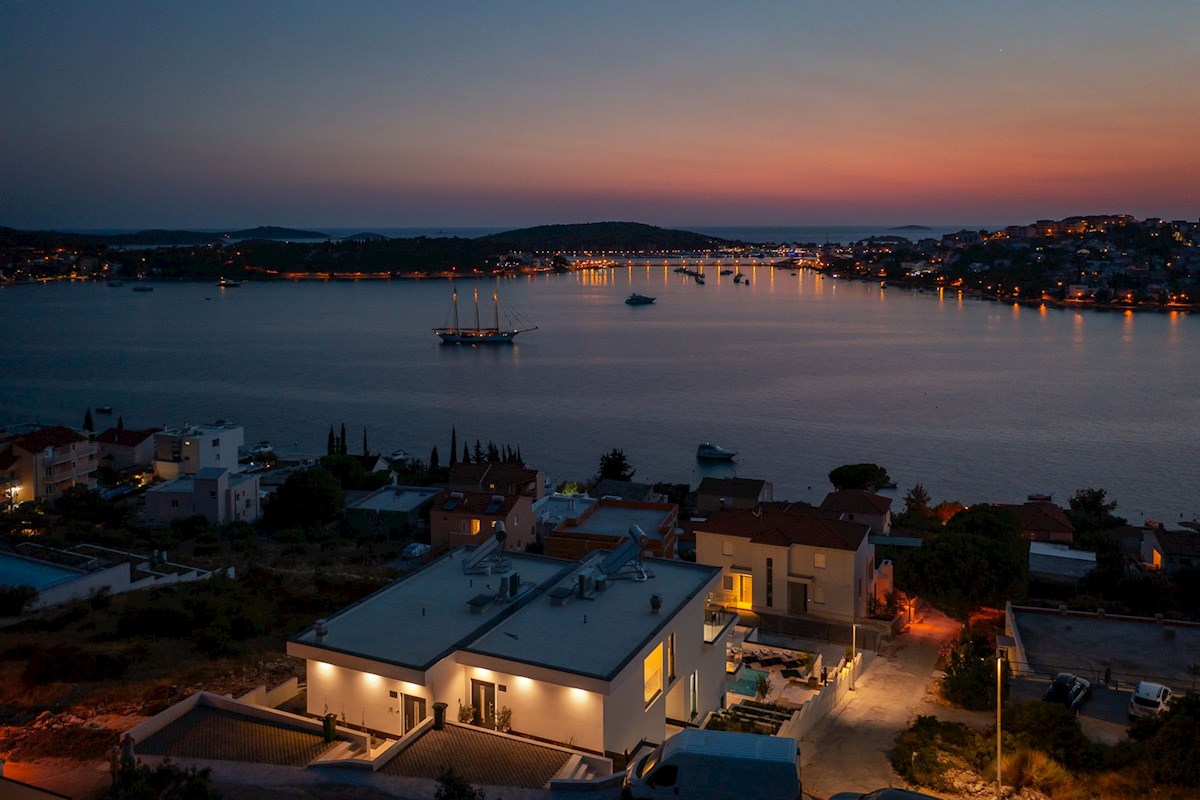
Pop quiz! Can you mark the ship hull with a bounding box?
[435,328,520,344]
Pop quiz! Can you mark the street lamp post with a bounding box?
[996,655,1003,799]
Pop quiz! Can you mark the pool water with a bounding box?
[0,553,80,590]
[727,667,769,697]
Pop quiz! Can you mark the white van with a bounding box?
[622,729,801,800]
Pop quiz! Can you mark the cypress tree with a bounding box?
[462,443,471,464]
[83,408,94,431]
[339,423,347,456]
[117,416,125,430]
[327,426,336,456]
[487,441,499,463]
[430,445,440,472]
[362,427,368,457]
[449,427,458,467]
[473,440,484,463]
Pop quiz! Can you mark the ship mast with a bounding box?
[473,288,481,332]
[452,286,460,331]
[493,288,500,331]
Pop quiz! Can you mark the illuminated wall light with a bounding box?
[364,672,382,686]
[570,687,588,702]
[316,661,334,676]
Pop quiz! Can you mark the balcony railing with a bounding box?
[704,605,737,643]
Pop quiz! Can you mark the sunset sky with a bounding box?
[2,1,1198,229]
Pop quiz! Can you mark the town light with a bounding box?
[850,623,859,691]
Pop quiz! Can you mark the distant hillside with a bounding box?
[890,225,931,231]
[224,226,328,240]
[482,221,735,250]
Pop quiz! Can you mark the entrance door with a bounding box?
[403,694,426,733]
[471,679,496,728]
[735,574,753,610]
[788,582,808,615]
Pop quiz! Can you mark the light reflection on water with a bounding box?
[0,271,1196,519]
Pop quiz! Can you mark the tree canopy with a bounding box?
[1066,487,1126,533]
[597,448,636,481]
[828,463,890,491]
[262,467,344,529]
[896,531,1025,621]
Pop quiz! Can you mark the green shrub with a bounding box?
[0,585,39,616]
[21,644,129,684]
[1005,700,1100,771]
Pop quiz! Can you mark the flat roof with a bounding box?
[291,549,571,670]
[1012,607,1200,688]
[468,557,720,680]
[351,485,440,514]
[564,505,673,540]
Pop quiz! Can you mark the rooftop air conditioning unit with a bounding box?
[577,568,596,598]
[498,571,520,600]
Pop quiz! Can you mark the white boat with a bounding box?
[625,293,656,305]
[434,283,536,344]
[696,442,737,461]
[218,277,242,287]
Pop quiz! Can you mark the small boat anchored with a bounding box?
[434,283,536,344]
[696,442,737,461]
[625,293,656,305]
[218,277,242,287]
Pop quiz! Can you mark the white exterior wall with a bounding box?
[459,662,605,753]
[601,578,724,756]
[696,531,755,606]
[144,483,196,524]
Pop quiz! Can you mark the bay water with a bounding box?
[2,267,1196,520]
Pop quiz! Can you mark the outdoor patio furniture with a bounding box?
[781,669,801,679]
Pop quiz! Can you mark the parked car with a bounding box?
[1128,681,1172,719]
[1043,672,1092,711]
[830,789,942,800]
[401,542,430,559]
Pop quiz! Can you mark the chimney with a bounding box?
[314,619,328,642]
[650,594,663,614]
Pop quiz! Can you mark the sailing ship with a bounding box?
[434,284,536,344]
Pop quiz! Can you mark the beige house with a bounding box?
[694,506,874,623]
[153,421,244,480]
[144,467,261,526]
[545,498,679,561]
[819,490,893,535]
[449,462,545,500]
[0,425,98,505]
[96,426,160,472]
[695,477,773,514]
[429,490,535,553]
[287,540,734,758]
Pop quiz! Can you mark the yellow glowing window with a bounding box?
[470,518,481,535]
[644,642,664,706]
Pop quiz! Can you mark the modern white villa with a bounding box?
[287,531,736,758]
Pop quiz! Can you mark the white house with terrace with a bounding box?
[287,531,735,758]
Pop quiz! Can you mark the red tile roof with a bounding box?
[96,427,160,447]
[1154,530,1200,558]
[697,477,769,500]
[994,502,1075,537]
[820,490,893,516]
[696,506,870,551]
[449,462,538,491]
[10,425,87,453]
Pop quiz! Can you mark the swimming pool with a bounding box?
[0,553,81,590]
[727,667,769,697]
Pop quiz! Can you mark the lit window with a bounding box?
[814,552,826,568]
[643,642,664,706]
[470,518,481,535]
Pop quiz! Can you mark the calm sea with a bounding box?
[2,269,1195,521]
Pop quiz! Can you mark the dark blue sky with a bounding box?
[2,1,1198,228]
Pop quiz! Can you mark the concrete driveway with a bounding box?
[799,609,977,800]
